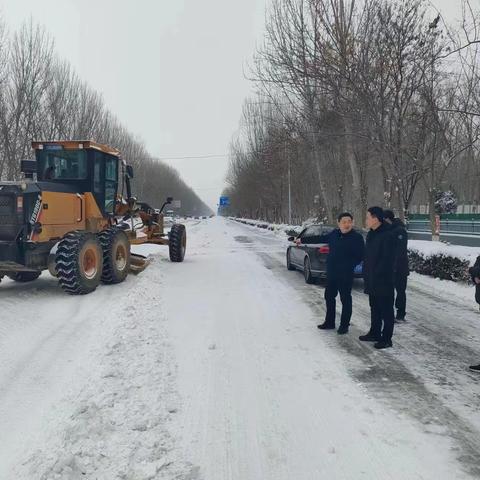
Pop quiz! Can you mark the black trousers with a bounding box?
[369,292,395,342]
[394,274,408,318]
[324,276,353,327]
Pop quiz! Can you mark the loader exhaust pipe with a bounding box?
[125,164,134,202]
[158,196,173,214]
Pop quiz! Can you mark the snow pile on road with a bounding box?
[407,242,478,305]
[229,217,302,236]
[15,255,195,480]
[409,272,476,307]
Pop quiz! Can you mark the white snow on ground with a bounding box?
[408,239,480,265]
[158,218,479,479]
[409,272,477,308]
[18,278,193,479]
[1,217,480,479]
[0,232,197,479]
[229,216,302,231]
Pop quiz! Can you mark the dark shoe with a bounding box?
[469,364,480,372]
[374,340,393,349]
[317,322,335,330]
[337,324,349,335]
[359,332,380,342]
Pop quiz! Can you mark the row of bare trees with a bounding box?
[0,17,211,215]
[223,0,480,233]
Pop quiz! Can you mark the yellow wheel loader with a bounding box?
[0,141,186,294]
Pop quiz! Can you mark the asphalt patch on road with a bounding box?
[234,235,253,244]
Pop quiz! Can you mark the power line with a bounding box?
[157,154,229,160]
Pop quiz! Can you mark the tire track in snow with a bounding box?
[0,255,199,479]
[247,238,480,479]
[161,218,477,480]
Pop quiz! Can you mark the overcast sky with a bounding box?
[0,0,468,209]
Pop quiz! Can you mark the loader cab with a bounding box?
[32,141,120,216]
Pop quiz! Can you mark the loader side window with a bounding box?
[94,158,104,194]
[105,157,118,181]
[104,156,118,214]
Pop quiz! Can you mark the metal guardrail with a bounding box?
[407,220,480,236]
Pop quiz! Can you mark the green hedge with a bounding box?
[407,250,471,283]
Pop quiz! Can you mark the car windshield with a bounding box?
[37,149,87,181]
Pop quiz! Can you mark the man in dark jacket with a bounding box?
[468,255,480,309]
[316,212,365,335]
[384,210,409,322]
[359,206,395,349]
[468,257,480,373]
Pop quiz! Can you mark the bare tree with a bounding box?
[0,19,53,179]
[0,17,210,215]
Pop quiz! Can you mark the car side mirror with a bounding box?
[288,236,295,242]
[126,165,134,179]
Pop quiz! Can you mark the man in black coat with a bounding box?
[359,206,396,349]
[468,257,480,373]
[316,212,365,335]
[468,255,480,309]
[384,210,409,322]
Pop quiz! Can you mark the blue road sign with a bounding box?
[219,196,230,206]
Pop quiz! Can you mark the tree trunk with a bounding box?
[428,191,439,241]
[311,132,334,223]
[343,117,363,223]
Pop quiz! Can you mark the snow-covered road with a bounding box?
[1,217,480,479]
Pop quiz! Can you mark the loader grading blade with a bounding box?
[129,253,151,274]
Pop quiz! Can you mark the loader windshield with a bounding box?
[37,149,87,181]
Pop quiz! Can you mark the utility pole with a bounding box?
[286,137,292,225]
[287,131,298,225]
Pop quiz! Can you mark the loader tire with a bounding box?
[55,231,103,295]
[7,271,41,282]
[99,227,131,284]
[169,223,186,262]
